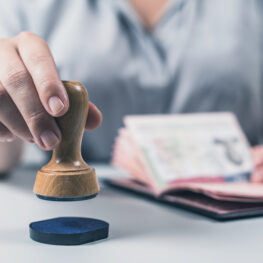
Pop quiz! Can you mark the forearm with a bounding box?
[0,139,24,174]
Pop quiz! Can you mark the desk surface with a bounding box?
[0,164,263,263]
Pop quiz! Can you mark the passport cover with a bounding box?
[105,178,263,220]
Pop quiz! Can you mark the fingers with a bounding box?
[85,102,102,130]
[0,40,61,150]
[0,32,101,151]
[0,82,33,142]
[16,32,69,117]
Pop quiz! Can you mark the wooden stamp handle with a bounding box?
[33,81,100,200]
[44,81,89,171]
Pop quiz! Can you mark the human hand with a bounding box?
[0,32,102,150]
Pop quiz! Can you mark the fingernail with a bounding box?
[48,96,64,115]
[40,130,59,149]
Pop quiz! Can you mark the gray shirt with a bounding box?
[0,0,263,161]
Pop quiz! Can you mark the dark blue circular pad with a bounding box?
[29,217,109,245]
[36,193,97,202]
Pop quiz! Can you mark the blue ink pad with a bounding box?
[36,193,97,202]
[29,217,109,245]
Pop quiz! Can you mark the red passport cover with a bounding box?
[105,178,263,220]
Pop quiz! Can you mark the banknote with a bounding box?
[112,112,253,192]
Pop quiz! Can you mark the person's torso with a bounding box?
[1,0,262,161]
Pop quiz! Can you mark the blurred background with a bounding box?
[1,0,263,168]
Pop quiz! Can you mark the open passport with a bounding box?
[107,113,263,220]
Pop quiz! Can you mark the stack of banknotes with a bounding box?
[111,112,254,195]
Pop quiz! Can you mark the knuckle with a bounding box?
[5,67,29,89]
[18,31,46,45]
[26,109,46,127]
[27,53,49,67]
[17,31,46,47]
[18,31,35,40]
[38,78,58,92]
